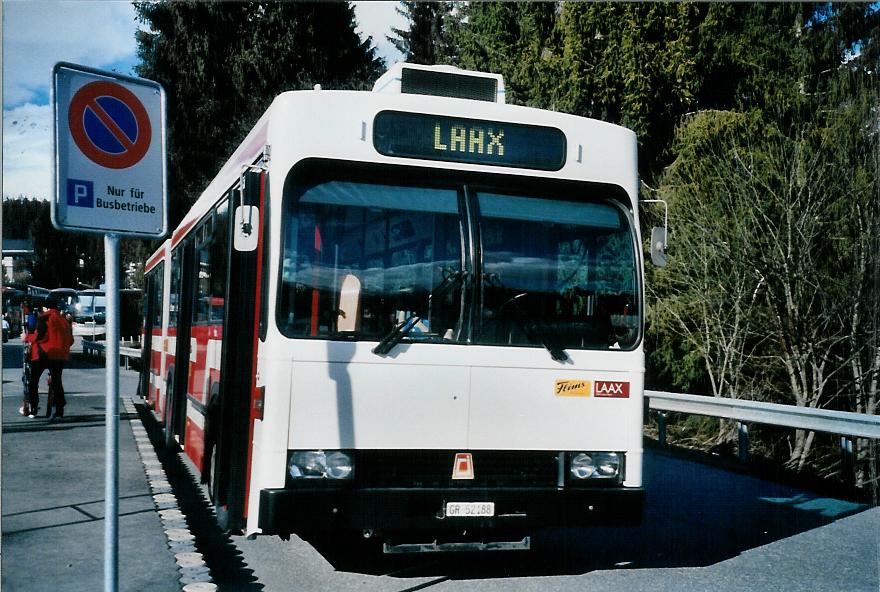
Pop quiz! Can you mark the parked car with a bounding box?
[1,287,25,337]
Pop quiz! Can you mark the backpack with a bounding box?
[41,310,74,360]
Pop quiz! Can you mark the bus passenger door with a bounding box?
[210,171,264,532]
[184,203,230,476]
[167,244,194,447]
[141,263,164,408]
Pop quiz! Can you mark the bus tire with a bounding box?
[209,442,233,531]
[163,368,177,448]
[204,388,221,495]
[205,388,232,531]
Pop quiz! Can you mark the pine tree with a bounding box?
[444,3,878,181]
[134,1,384,228]
[388,1,453,65]
[447,2,559,107]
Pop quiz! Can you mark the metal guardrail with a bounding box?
[81,340,142,369]
[646,390,880,440]
[645,390,880,476]
[81,340,103,356]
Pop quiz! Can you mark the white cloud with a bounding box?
[3,103,52,200]
[1,1,407,201]
[2,0,139,108]
[352,1,407,67]
[3,1,139,200]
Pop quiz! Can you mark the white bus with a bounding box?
[141,63,646,552]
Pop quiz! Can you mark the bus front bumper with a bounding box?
[258,486,644,538]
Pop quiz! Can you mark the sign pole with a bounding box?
[52,63,166,592]
[104,233,120,592]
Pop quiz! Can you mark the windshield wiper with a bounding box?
[372,270,467,356]
[372,312,422,356]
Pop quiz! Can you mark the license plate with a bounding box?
[446,502,495,517]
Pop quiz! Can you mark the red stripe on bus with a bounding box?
[145,246,166,272]
[185,417,206,472]
[171,217,199,248]
[244,171,268,517]
[310,226,322,336]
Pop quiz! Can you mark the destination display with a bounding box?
[373,111,566,171]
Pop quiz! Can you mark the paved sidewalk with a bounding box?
[2,337,181,592]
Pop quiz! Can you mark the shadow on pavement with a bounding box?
[3,412,139,434]
[4,507,158,536]
[312,447,868,579]
[135,401,264,592]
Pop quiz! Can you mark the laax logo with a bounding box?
[594,381,630,398]
[434,123,505,156]
[555,380,592,397]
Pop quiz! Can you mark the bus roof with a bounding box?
[155,64,638,264]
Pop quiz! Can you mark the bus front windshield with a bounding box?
[279,181,464,343]
[278,176,640,352]
[474,192,639,351]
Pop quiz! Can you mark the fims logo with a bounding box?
[555,380,592,397]
[595,381,630,398]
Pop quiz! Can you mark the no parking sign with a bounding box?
[52,62,168,591]
[53,62,166,238]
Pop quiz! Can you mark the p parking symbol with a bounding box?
[67,179,94,207]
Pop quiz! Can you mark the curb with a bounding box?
[125,397,218,592]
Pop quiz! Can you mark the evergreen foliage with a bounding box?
[436,2,878,180]
[2,198,106,288]
[134,1,383,228]
[388,1,453,65]
[450,2,559,108]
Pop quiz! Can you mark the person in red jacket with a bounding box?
[22,296,74,420]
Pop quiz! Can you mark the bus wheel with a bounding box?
[209,443,232,531]
[205,394,231,531]
[163,370,177,448]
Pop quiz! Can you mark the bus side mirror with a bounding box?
[641,198,668,267]
[650,227,667,267]
[234,205,259,252]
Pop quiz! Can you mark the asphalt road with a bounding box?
[3,336,878,592]
[225,452,877,592]
[1,337,181,592]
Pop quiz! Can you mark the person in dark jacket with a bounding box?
[22,298,37,335]
[22,296,74,420]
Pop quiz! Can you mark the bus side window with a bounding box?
[195,247,212,324]
[193,202,230,325]
[151,262,165,328]
[211,201,229,323]
[169,251,182,329]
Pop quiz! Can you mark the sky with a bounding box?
[2,0,406,201]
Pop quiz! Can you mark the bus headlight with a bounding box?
[569,453,596,479]
[288,450,354,480]
[569,452,621,481]
[325,451,354,479]
[594,452,621,477]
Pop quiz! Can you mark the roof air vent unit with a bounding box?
[372,64,506,104]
